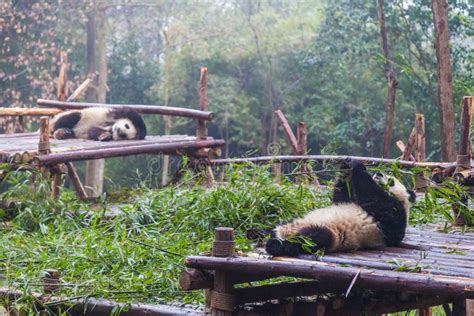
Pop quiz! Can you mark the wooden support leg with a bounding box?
[210,227,235,316]
[273,162,282,183]
[416,307,432,316]
[66,162,88,200]
[452,299,466,316]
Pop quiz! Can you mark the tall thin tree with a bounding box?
[376,0,398,158]
[432,0,456,162]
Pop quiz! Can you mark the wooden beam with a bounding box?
[33,139,225,166]
[185,256,474,298]
[66,162,88,200]
[274,110,298,153]
[0,108,63,117]
[211,155,456,170]
[37,99,214,121]
[402,128,417,161]
[396,140,415,161]
[67,78,92,102]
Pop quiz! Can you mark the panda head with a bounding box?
[112,118,139,140]
[373,172,416,205]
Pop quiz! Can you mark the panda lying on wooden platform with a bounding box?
[265,160,416,256]
[50,107,147,141]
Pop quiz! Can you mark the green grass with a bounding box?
[0,162,466,313]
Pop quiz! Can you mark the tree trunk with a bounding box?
[432,0,456,162]
[376,0,398,158]
[85,4,105,197]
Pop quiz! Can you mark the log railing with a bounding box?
[37,99,214,121]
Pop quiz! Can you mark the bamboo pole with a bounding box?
[33,139,225,166]
[211,155,455,170]
[37,99,214,121]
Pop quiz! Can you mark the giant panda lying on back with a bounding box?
[265,160,416,256]
[50,107,147,141]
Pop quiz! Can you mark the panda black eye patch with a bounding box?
[125,124,130,129]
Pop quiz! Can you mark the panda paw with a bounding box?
[98,132,113,142]
[265,238,302,257]
[53,128,74,139]
[348,159,366,172]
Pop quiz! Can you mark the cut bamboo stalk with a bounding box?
[274,110,298,153]
[37,99,214,121]
[33,139,225,166]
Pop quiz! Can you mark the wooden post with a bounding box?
[196,67,214,186]
[38,117,50,155]
[453,97,473,225]
[396,140,416,161]
[210,227,235,316]
[296,122,318,184]
[197,67,209,140]
[57,52,68,102]
[43,269,60,294]
[414,114,429,192]
[50,164,67,199]
[402,127,417,161]
[85,6,106,198]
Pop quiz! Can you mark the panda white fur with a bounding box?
[265,160,416,256]
[50,107,147,141]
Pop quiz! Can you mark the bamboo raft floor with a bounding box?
[0,133,220,162]
[186,226,474,299]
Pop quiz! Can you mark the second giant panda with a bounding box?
[50,107,147,141]
[265,160,416,256]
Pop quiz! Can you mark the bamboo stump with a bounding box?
[210,227,235,316]
[43,269,60,294]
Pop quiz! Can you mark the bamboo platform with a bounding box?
[181,227,474,315]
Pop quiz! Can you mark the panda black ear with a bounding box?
[407,190,416,203]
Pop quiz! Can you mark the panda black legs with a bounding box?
[265,225,334,256]
[52,112,81,139]
[348,160,387,205]
[332,177,351,204]
[53,128,75,139]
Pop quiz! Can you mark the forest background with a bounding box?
[1,0,472,188]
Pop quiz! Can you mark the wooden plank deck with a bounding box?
[185,226,474,300]
[0,133,224,164]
